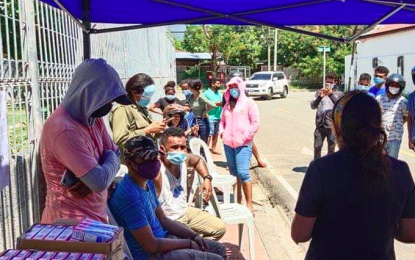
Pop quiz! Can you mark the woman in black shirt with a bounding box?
[149,81,181,115]
[292,91,415,260]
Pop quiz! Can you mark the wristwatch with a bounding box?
[203,175,213,181]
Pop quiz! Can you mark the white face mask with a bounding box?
[357,85,369,91]
[388,86,400,95]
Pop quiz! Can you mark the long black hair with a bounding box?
[335,92,390,190]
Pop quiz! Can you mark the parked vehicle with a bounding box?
[245,71,289,100]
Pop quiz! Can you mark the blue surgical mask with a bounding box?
[373,77,384,85]
[357,85,370,91]
[167,152,187,165]
[137,84,156,107]
[144,84,156,97]
[230,88,240,99]
[137,98,151,107]
[166,95,175,101]
[183,90,192,97]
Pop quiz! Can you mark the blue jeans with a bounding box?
[209,118,220,136]
[195,117,210,144]
[386,140,401,158]
[224,144,253,183]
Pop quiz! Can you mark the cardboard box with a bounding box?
[17,221,123,260]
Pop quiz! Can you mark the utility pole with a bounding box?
[267,28,271,71]
[273,29,278,71]
[323,48,326,87]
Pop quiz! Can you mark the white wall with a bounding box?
[345,29,415,93]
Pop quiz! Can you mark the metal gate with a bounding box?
[0,0,175,250]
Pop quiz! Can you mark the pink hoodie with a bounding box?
[219,77,260,149]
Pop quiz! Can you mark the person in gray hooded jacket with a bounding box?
[40,59,132,224]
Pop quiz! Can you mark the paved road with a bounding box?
[253,91,415,259]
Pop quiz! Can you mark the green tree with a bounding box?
[179,25,356,80]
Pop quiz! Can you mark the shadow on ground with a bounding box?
[223,242,246,260]
[253,96,282,102]
[214,161,228,168]
[293,166,308,173]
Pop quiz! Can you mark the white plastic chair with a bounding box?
[188,138,237,204]
[188,138,255,260]
[191,172,255,260]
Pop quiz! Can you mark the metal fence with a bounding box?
[0,0,176,250]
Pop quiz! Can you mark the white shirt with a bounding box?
[158,162,188,220]
[376,94,408,141]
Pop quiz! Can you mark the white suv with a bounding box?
[245,71,289,100]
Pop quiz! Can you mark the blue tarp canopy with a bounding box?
[40,0,415,44]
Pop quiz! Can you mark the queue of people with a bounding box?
[39,59,264,260]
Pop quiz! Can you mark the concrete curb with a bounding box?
[290,89,317,93]
[252,164,297,220]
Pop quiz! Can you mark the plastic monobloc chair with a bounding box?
[188,138,237,204]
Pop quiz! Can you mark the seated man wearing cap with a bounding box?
[108,136,227,260]
[153,127,226,240]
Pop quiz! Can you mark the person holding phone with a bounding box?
[109,73,166,163]
[163,104,199,137]
[310,72,343,160]
[40,59,128,224]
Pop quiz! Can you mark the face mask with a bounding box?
[166,95,175,101]
[137,98,151,107]
[132,160,161,180]
[136,84,156,107]
[357,85,369,91]
[388,86,400,95]
[143,84,156,97]
[183,90,192,97]
[373,77,384,85]
[230,89,240,99]
[167,152,187,165]
[90,103,112,118]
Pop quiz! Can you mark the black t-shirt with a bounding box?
[155,97,181,112]
[296,150,415,260]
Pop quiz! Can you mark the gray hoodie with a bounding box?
[61,59,127,127]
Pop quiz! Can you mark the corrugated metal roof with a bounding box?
[175,52,211,60]
[360,24,415,39]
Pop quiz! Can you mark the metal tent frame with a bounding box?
[49,0,414,60]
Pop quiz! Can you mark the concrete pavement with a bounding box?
[210,145,305,260]
[252,92,415,259]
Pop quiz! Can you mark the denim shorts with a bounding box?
[224,144,253,183]
[209,118,220,136]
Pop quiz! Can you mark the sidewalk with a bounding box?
[211,150,270,260]
[209,140,306,260]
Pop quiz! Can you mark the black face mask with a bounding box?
[91,103,113,118]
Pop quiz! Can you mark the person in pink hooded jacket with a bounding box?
[219,77,260,212]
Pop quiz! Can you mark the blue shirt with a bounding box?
[368,86,386,97]
[108,176,167,260]
[407,92,415,141]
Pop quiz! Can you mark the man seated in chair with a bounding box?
[108,136,227,260]
[153,127,226,240]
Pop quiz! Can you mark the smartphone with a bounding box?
[61,169,80,188]
[165,117,175,123]
[324,83,331,90]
